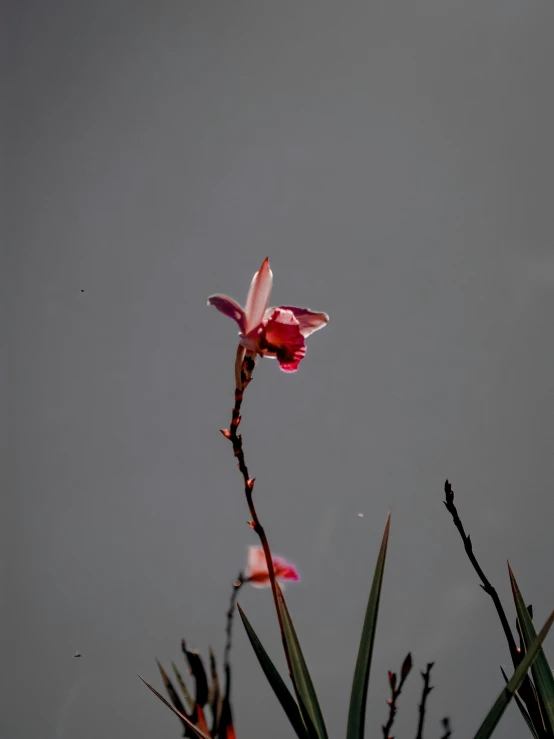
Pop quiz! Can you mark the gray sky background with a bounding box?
[4,2,554,738]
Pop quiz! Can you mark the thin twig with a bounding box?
[220,350,295,681]
[415,662,434,739]
[223,573,244,678]
[439,717,452,739]
[443,479,545,737]
[443,480,518,661]
[382,653,413,739]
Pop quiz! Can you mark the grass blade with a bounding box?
[508,563,554,734]
[138,675,213,739]
[208,649,223,736]
[172,661,195,712]
[157,660,190,735]
[238,603,310,739]
[500,666,539,739]
[275,583,329,739]
[473,609,554,739]
[346,513,391,739]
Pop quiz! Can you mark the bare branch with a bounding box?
[415,662,434,739]
[382,653,413,739]
[443,479,545,737]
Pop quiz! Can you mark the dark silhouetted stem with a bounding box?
[382,654,413,739]
[439,717,452,739]
[443,479,545,737]
[415,662,434,739]
[223,574,244,678]
[443,480,518,660]
[221,350,294,682]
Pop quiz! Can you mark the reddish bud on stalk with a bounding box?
[401,653,413,679]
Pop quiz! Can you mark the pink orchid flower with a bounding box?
[245,546,300,588]
[208,258,329,373]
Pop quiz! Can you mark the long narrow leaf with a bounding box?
[346,513,391,739]
[182,641,209,707]
[238,603,310,739]
[138,675,213,739]
[157,660,190,735]
[500,666,539,739]
[473,609,554,739]
[172,660,195,712]
[208,649,223,736]
[275,584,329,739]
[508,564,554,734]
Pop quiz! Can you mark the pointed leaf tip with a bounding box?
[346,514,390,739]
[238,604,309,739]
[138,675,212,739]
[508,565,554,734]
[157,660,170,684]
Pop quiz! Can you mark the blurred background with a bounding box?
[4,1,554,738]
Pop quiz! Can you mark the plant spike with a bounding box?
[346,514,391,739]
[473,609,554,739]
[139,675,213,739]
[508,564,554,735]
[500,666,540,739]
[238,604,311,739]
[172,661,195,712]
[275,583,329,739]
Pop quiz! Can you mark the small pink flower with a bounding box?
[245,546,300,588]
[208,258,328,373]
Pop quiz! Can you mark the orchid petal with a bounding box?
[244,258,273,332]
[278,306,329,338]
[248,575,272,588]
[245,546,300,588]
[260,309,306,372]
[246,545,267,576]
[207,295,247,333]
[273,556,300,582]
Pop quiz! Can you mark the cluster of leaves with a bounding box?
[237,514,554,739]
[141,261,554,739]
[443,480,554,739]
[143,480,554,739]
[141,639,234,739]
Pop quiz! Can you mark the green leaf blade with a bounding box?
[474,609,554,739]
[346,513,391,739]
[275,584,329,739]
[237,603,310,739]
[508,564,554,734]
[500,666,539,739]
